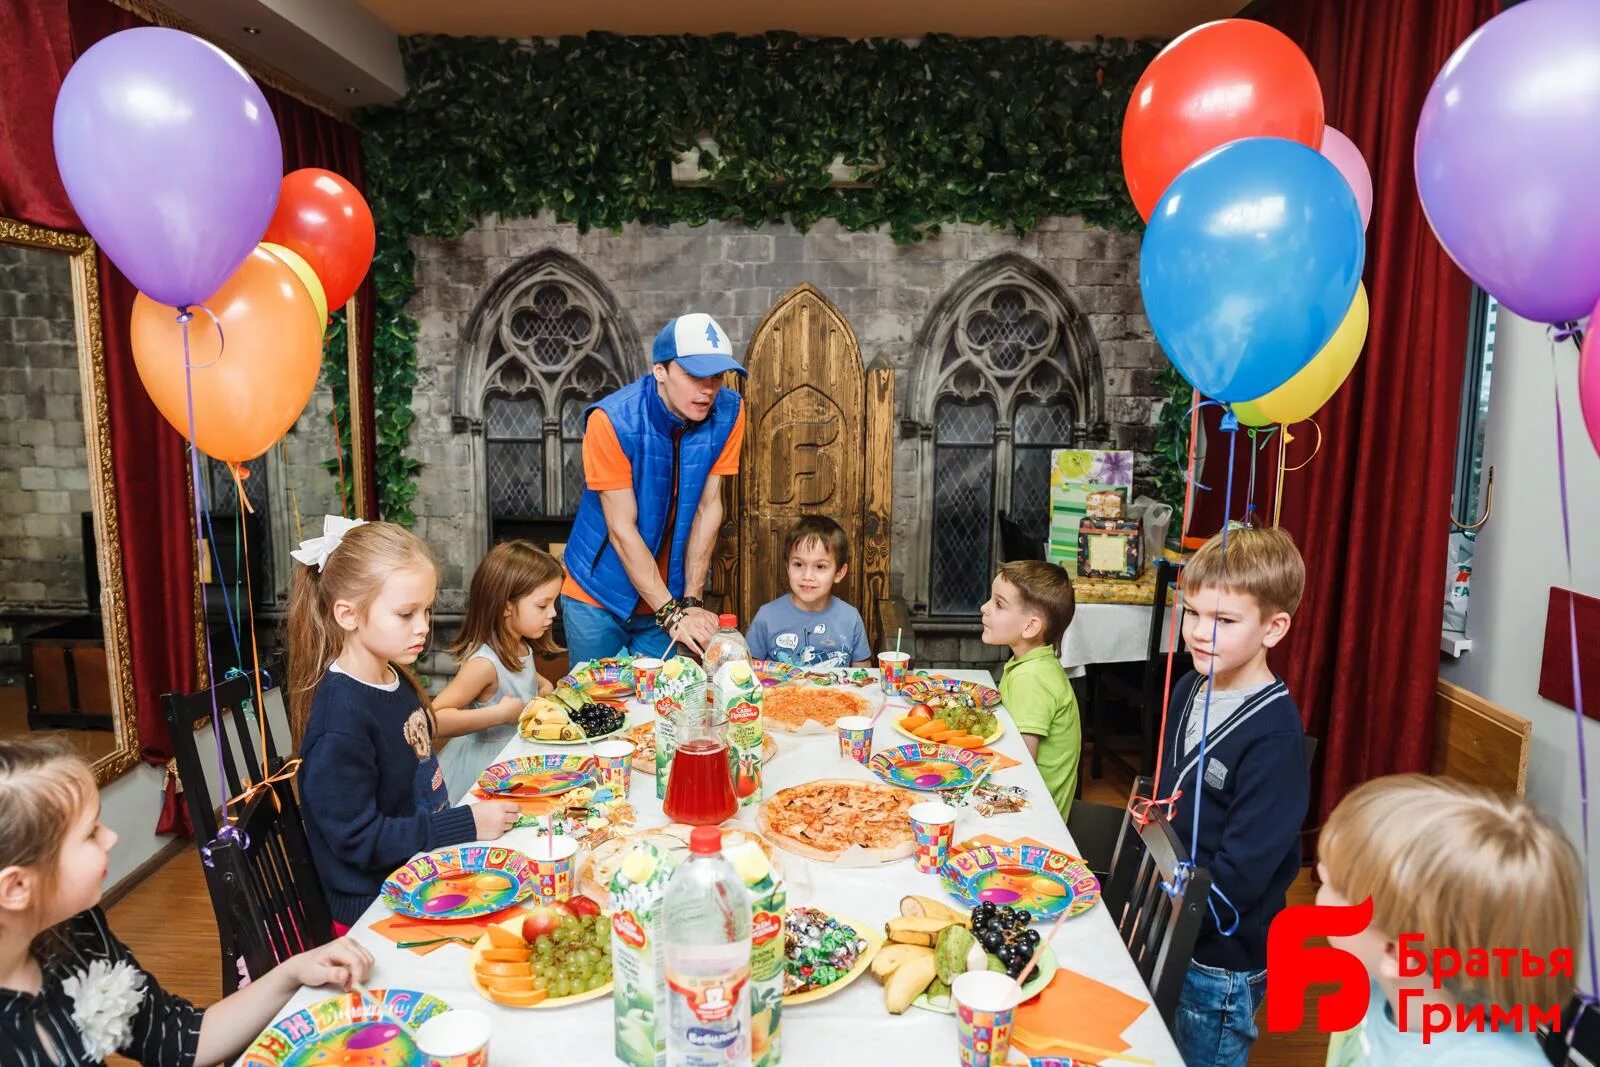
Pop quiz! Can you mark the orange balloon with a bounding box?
[131,245,323,463]
[1122,19,1324,221]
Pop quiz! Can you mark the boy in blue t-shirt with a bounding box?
[746,516,871,670]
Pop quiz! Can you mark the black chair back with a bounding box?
[1106,775,1211,1025]
[998,510,1045,562]
[161,655,332,992]
[1088,560,1190,780]
[1542,994,1600,1066]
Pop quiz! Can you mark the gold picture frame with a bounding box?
[0,217,139,785]
[345,295,368,518]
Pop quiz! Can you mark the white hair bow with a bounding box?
[290,515,367,572]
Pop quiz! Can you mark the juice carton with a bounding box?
[610,840,687,1067]
[714,660,764,808]
[652,656,706,801]
[728,841,786,1067]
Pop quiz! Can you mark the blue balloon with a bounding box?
[1139,137,1366,402]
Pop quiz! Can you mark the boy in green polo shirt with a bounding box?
[981,560,1080,819]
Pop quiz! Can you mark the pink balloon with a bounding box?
[1320,125,1372,230]
[1581,299,1600,460]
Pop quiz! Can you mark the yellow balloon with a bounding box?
[260,241,328,334]
[1234,283,1369,427]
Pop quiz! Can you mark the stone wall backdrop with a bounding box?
[390,213,1160,674]
[0,244,93,669]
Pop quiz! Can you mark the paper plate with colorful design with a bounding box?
[750,659,808,686]
[563,658,636,701]
[867,743,988,791]
[901,676,1003,709]
[239,988,451,1067]
[381,846,536,920]
[940,844,1101,921]
[477,754,595,798]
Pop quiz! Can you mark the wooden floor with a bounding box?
[105,749,1330,1065]
[0,684,118,761]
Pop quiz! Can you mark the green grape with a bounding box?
[587,973,606,991]
[551,978,570,998]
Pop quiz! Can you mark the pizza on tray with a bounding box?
[760,686,873,733]
[579,823,781,906]
[756,779,917,863]
[626,720,777,772]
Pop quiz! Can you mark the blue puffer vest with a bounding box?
[564,374,741,620]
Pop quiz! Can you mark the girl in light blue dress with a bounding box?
[434,541,564,801]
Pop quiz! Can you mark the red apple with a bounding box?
[551,899,579,918]
[908,703,934,719]
[521,905,564,942]
[567,894,602,918]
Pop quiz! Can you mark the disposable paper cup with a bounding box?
[632,657,663,705]
[592,739,635,796]
[527,835,578,900]
[836,715,874,764]
[909,800,957,873]
[416,1008,490,1067]
[952,971,1023,1067]
[877,650,911,694]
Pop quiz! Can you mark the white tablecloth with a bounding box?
[1059,603,1174,678]
[266,670,1183,1066]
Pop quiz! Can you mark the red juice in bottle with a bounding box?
[663,738,738,826]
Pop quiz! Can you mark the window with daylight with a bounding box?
[911,256,1104,616]
[456,252,643,536]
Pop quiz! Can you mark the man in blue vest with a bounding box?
[559,313,746,663]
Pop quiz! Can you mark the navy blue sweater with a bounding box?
[1158,671,1309,973]
[299,668,478,926]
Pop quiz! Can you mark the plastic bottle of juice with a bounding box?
[714,659,764,808]
[703,614,750,679]
[662,827,753,1067]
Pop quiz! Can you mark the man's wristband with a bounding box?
[655,597,688,632]
[681,596,703,610]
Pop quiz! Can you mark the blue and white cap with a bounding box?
[651,313,745,377]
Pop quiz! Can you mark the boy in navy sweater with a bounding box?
[1160,526,1310,1067]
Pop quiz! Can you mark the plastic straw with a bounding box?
[895,628,903,654]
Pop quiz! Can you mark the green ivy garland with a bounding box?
[351,32,1169,522]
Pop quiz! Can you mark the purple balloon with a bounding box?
[1415,0,1600,324]
[53,28,281,308]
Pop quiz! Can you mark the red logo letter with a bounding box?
[1267,897,1374,1033]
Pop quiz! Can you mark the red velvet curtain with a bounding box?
[0,0,375,827]
[1186,0,1500,823]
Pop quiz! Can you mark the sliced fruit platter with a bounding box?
[469,895,611,1008]
[901,675,1003,709]
[782,905,882,1005]
[893,700,1002,748]
[624,719,777,773]
[872,896,1053,1015]
[517,684,627,743]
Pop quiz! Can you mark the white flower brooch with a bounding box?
[61,959,146,1061]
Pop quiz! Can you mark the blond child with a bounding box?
[980,560,1081,819]
[745,516,871,670]
[0,736,373,1066]
[1319,774,1580,1065]
[434,541,565,801]
[287,517,519,932]
[1161,526,1310,1067]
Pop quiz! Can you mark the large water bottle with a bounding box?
[662,826,753,1067]
[703,614,751,680]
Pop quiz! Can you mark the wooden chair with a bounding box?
[1105,775,1211,1025]
[162,655,333,992]
[1089,559,1189,779]
[1542,995,1600,1066]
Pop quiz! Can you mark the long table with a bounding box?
[265,670,1184,1065]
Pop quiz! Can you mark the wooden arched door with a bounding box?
[711,285,895,650]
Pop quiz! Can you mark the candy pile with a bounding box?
[937,781,1030,817]
[784,906,868,996]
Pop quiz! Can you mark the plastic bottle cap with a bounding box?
[718,613,739,628]
[689,825,723,855]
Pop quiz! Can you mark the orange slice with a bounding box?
[913,720,945,739]
[484,987,548,1007]
[486,925,527,951]
[945,735,984,749]
[476,961,533,978]
[486,974,538,993]
[479,948,528,963]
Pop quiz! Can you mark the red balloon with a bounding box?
[1122,19,1324,221]
[261,168,375,310]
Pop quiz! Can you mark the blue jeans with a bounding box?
[1173,960,1267,1067]
[560,595,672,664]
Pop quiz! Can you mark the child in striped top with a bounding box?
[0,737,372,1067]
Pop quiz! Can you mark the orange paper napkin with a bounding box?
[370,903,531,956]
[974,749,1021,772]
[469,786,565,816]
[954,833,1061,855]
[1011,968,1151,1063]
